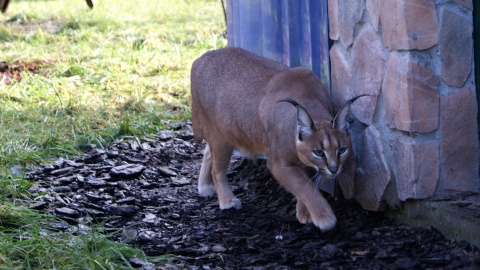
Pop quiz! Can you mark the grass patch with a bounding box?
[0,0,226,268]
[0,210,150,269]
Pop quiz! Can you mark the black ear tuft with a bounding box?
[333,95,369,132]
[278,99,318,138]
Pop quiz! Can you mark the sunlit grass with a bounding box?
[0,0,226,267]
[0,0,226,165]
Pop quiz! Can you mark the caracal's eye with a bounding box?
[338,147,347,155]
[313,149,326,158]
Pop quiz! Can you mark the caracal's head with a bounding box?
[280,97,362,179]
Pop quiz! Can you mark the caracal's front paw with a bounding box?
[311,207,337,232]
[296,200,336,232]
[219,197,242,210]
[198,183,216,197]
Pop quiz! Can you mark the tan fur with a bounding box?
[190,47,357,232]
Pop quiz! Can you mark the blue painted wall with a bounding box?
[226,0,330,93]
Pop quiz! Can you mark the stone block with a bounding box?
[330,43,351,111]
[394,139,439,201]
[350,25,386,125]
[355,126,391,211]
[383,53,440,133]
[380,0,438,50]
[328,0,339,40]
[338,0,365,47]
[440,87,479,191]
[439,9,473,87]
[452,0,473,11]
[366,0,381,31]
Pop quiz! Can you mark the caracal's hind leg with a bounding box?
[209,142,241,209]
[198,144,216,197]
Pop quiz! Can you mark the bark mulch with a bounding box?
[25,122,480,269]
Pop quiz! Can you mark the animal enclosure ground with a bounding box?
[26,124,480,269]
[0,0,225,267]
[1,1,479,268]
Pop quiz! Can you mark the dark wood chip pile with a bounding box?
[25,123,479,269]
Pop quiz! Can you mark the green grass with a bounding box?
[0,0,226,268]
[0,206,149,269]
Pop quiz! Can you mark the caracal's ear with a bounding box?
[279,98,318,141]
[333,95,368,132]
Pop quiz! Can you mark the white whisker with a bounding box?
[314,173,323,189]
[338,173,354,197]
[312,171,322,197]
[303,170,320,196]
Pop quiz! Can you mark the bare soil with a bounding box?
[24,123,480,269]
[0,59,52,85]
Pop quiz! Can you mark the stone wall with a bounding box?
[329,0,479,210]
